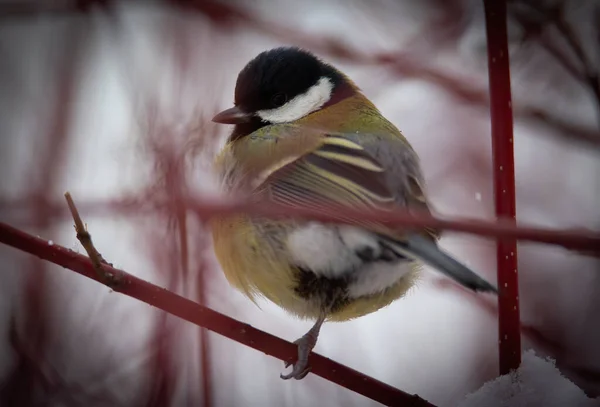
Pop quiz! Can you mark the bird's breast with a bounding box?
[212,216,420,321]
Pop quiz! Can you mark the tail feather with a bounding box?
[380,234,498,294]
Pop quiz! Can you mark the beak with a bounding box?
[212,106,252,124]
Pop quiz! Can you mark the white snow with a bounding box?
[459,350,599,407]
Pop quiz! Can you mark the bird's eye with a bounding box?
[271,93,287,107]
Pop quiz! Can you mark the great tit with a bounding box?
[210,47,497,380]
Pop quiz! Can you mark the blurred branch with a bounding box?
[184,196,600,256]
[407,0,470,50]
[0,221,436,407]
[144,84,214,404]
[2,318,122,406]
[144,320,176,407]
[0,0,111,18]
[509,0,600,125]
[0,0,598,147]
[144,241,180,407]
[2,194,600,255]
[0,15,87,406]
[174,0,600,147]
[554,13,600,110]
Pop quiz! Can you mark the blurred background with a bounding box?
[0,0,599,406]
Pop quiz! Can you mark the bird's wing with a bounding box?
[253,133,497,293]
[255,134,397,221]
[254,133,435,240]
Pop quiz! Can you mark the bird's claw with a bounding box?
[280,363,312,380]
[280,336,316,380]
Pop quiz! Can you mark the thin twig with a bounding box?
[64,192,120,286]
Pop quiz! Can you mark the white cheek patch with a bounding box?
[256,77,334,123]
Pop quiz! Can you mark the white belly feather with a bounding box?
[286,222,414,298]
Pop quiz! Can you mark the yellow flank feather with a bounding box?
[211,215,290,305]
[212,211,421,321]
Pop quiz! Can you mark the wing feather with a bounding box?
[257,135,394,213]
[253,133,437,242]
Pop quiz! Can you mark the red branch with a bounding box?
[2,195,599,256]
[484,0,521,374]
[0,221,436,407]
[184,196,600,256]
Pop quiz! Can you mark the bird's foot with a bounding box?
[280,332,318,380]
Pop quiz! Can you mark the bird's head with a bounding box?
[213,47,355,140]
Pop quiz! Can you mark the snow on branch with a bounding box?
[459,350,599,406]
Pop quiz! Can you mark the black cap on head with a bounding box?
[234,47,343,114]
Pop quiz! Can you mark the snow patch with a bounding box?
[459,350,598,407]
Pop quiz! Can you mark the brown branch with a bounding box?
[0,221,436,407]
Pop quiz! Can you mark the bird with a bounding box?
[210,47,497,381]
